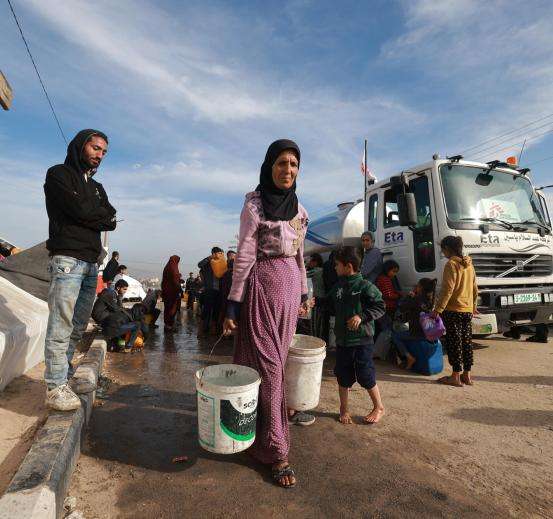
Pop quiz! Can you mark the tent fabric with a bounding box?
[0,241,50,302]
[112,274,147,301]
[0,276,48,391]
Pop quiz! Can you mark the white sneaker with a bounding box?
[45,384,81,411]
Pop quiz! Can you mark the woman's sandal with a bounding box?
[271,464,296,489]
[460,374,473,386]
[437,375,463,387]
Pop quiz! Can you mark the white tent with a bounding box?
[112,273,147,302]
[0,276,48,391]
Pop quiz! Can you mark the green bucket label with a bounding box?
[220,399,257,441]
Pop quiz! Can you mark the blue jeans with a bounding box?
[44,255,98,389]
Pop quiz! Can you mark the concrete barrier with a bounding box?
[0,339,107,519]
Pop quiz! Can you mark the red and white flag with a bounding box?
[361,148,376,182]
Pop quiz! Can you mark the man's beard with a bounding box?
[81,155,100,172]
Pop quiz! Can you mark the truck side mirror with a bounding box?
[397,193,417,227]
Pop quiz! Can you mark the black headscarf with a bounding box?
[64,129,109,177]
[256,139,300,221]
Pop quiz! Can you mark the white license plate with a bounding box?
[513,293,542,305]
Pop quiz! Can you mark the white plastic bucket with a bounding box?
[285,334,326,411]
[195,364,261,454]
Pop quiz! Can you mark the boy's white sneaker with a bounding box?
[45,384,81,411]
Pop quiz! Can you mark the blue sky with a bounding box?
[1,0,553,276]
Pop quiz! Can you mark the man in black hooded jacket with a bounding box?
[43,129,116,411]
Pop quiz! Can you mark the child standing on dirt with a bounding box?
[327,246,386,424]
[432,236,478,387]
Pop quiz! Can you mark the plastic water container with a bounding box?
[285,334,326,411]
[405,339,444,376]
[196,364,261,454]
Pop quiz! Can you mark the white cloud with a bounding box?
[111,195,239,276]
[381,0,553,162]
[5,0,429,212]
[21,0,280,124]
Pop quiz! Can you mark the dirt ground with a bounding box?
[68,314,553,519]
[0,331,95,495]
[0,363,46,495]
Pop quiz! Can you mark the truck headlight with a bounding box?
[507,295,514,305]
[500,296,508,306]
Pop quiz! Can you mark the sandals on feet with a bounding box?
[272,464,296,489]
[437,376,463,387]
[288,411,316,426]
[460,374,473,386]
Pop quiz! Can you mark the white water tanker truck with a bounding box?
[305,155,553,335]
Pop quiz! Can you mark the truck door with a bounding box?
[381,184,412,286]
[409,174,437,275]
[379,174,437,290]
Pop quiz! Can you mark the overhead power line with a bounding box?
[523,154,553,168]
[464,120,553,157]
[7,0,68,145]
[471,126,553,161]
[460,111,553,155]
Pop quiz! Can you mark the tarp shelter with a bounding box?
[0,276,48,391]
[0,241,50,302]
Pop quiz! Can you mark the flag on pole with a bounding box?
[361,148,376,182]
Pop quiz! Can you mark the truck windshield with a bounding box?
[439,164,549,229]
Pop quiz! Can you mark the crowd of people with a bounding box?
[155,249,237,334]
[217,138,484,488]
[39,130,546,490]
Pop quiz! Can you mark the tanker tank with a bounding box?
[304,200,364,257]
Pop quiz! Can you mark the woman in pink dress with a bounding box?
[223,139,309,488]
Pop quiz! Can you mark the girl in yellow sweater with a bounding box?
[432,236,478,387]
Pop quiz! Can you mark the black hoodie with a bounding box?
[44,129,117,263]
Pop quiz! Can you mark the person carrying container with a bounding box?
[198,247,226,335]
[223,139,310,489]
[43,129,116,411]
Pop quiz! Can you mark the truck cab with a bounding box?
[305,157,553,334]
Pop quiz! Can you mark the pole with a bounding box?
[518,138,527,165]
[363,139,368,231]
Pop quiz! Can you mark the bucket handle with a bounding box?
[198,333,226,387]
